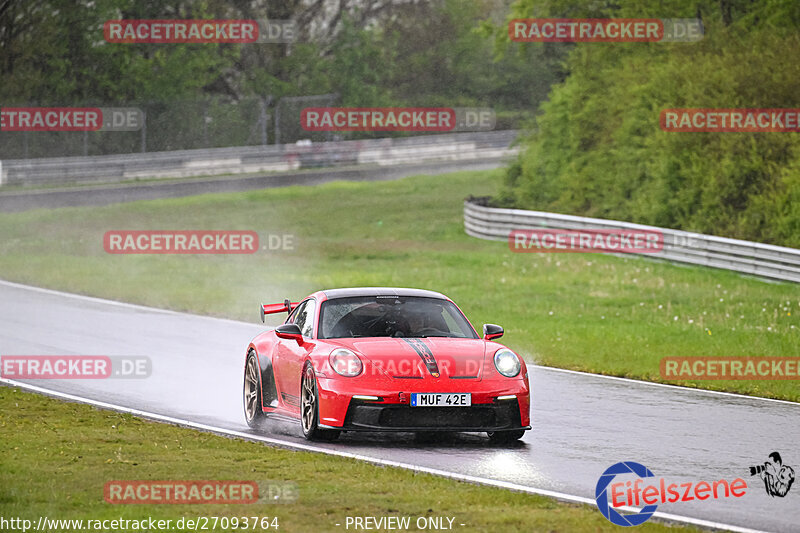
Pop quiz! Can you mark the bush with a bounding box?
[497,0,800,247]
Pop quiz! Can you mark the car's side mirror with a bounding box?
[275,323,303,343]
[483,323,504,341]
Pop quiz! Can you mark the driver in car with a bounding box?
[403,311,426,337]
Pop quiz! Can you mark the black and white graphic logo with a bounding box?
[749,452,795,498]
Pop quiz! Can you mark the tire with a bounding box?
[487,429,526,444]
[243,351,266,428]
[300,364,340,441]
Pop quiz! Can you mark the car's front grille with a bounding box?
[381,406,496,427]
[343,400,522,431]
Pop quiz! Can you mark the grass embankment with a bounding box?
[0,386,694,532]
[0,170,797,400]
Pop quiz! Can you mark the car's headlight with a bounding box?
[329,348,363,377]
[493,348,521,378]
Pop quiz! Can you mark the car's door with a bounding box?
[274,298,316,411]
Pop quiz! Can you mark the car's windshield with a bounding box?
[319,296,477,339]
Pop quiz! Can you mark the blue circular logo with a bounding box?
[595,462,658,527]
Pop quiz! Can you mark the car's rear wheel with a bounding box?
[301,364,340,441]
[487,429,526,444]
[243,351,266,428]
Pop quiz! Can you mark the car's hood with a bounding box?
[328,337,486,380]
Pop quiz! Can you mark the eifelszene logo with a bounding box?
[595,461,747,526]
[596,462,658,526]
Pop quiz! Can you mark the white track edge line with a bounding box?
[531,365,799,407]
[0,378,770,533]
[0,279,257,328]
[1,278,797,408]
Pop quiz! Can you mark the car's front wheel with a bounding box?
[243,351,266,428]
[301,364,340,441]
[487,429,526,444]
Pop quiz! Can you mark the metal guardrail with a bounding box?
[464,200,800,283]
[0,131,518,187]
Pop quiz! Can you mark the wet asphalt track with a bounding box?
[2,280,799,533]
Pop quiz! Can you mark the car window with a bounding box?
[440,307,464,333]
[319,296,477,339]
[298,299,316,338]
[286,300,306,325]
[291,299,316,338]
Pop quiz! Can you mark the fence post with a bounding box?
[141,110,147,153]
[202,101,209,148]
[274,94,339,146]
[259,98,268,145]
[274,104,280,145]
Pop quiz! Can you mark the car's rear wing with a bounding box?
[260,300,299,323]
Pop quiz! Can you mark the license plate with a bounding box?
[410,393,471,407]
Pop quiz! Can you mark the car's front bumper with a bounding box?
[315,375,531,431]
[339,398,528,432]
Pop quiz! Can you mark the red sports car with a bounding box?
[243,287,531,443]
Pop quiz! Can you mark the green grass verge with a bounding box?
[0,170,798,400]
[0,386,693,532]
